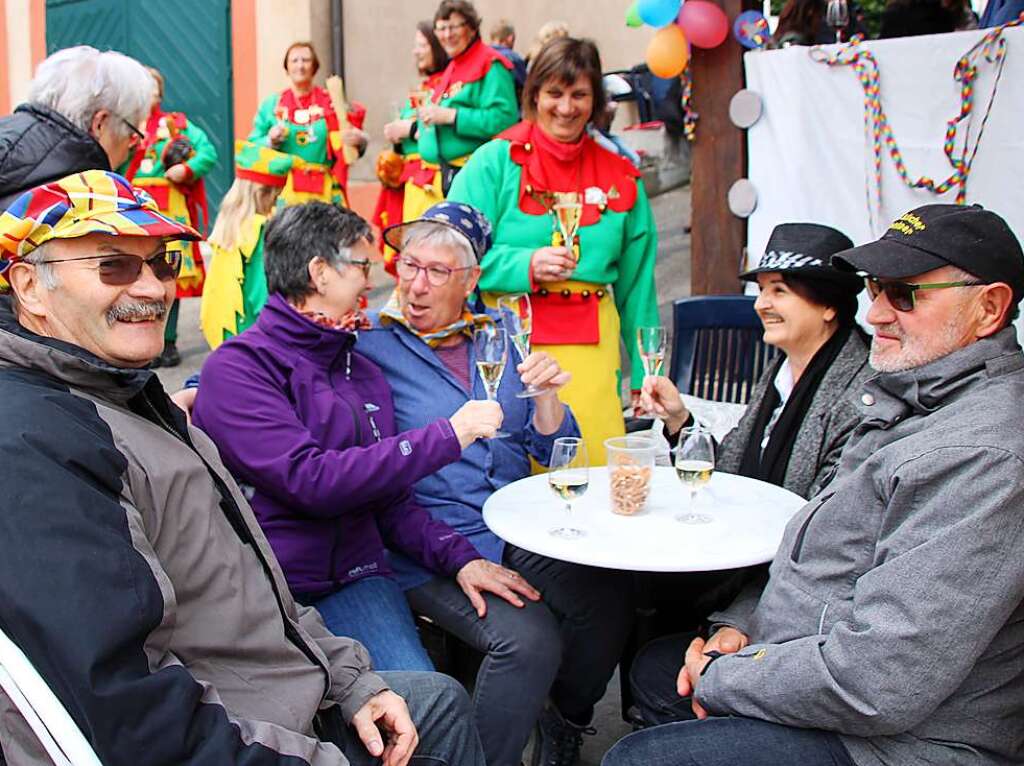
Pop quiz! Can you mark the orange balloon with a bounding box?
[646,24,689,78]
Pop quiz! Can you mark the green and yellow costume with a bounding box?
[200,142,292,349]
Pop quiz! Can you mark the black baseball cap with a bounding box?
[740,222,863,293]
[831,204,1024,303]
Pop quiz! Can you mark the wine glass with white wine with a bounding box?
[497,294,543,398]
[473,325,511,439]
[674,425,715,524]
[636,326,668,418]
[548,437,588,539]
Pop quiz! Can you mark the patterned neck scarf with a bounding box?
[297,307,372,332]
[378,289,492,348]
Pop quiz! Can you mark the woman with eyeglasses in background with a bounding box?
[122,67,218,368]
[375,20,449,273]
[193,202,512,672]
[400,0,519,218]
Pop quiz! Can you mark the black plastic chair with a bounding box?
[669,295,777,405]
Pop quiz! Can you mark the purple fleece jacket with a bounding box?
[193,293,481,598]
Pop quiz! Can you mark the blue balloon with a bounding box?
[637,0,682,28]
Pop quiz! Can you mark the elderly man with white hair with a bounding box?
[355,201,635,766]
[0,45,152,210]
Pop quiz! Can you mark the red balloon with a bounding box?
[677,1,730,49]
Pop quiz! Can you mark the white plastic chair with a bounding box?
[0,625,102,766]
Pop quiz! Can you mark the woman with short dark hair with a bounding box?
[193,202,526,672]
[447,36,659,466]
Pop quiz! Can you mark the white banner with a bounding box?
[744,27,1024,263]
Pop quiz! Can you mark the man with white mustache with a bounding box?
[604,204,1024,766]
[0,170,485,766]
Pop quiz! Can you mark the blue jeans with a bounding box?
[319,671,485,765]
[306,576,434,672]
[602,716,856,766]
[405,545,634,766]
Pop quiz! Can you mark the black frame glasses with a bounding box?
[38,250,182,285]
[120,116,146,146]
[395,256,473,287]
[865,276,985,312]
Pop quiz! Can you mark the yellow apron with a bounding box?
[401,155,469,222]
[280,160,349,208]
[132,177,203,293]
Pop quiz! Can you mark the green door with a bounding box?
[45,0,234,224]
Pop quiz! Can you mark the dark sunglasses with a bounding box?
[39,250,182,285]
[865,275,985,312]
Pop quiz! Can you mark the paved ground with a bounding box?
[156,183,692,764]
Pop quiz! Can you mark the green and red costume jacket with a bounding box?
[123,107,218,297]
[446,120,659,389]
[416,37,517,167]
[249,87,365,204]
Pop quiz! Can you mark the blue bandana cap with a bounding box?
[382,201,493,263]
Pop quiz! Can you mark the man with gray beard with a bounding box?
[605,204,1024,766]
[0,170,485,766]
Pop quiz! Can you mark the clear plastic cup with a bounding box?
[604,436,656,515]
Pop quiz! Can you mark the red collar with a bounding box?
[276,87,336,124]
[498,120,640,225]
[432,37,512,101]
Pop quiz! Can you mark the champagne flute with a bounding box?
[552,191,583,263]
[548,437,588,539]
[497,294,543,399]
[473,326,511,439]
[636,326,668,418]
[674,425,715,524]
[826,0,849,43]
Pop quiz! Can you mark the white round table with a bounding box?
[482,467,806,572]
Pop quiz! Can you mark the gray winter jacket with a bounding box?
[717,328,872,498]
[701,327,1024,766]
[0,302,388,765]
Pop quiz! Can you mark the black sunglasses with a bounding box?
[38,250,182,285]
[865,276,985,312]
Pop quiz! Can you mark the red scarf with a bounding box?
[431,37,513,102]
[498,120,641,226]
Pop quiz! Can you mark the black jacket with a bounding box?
[0,103,110,210]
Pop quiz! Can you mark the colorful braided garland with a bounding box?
[813,13,1023,213]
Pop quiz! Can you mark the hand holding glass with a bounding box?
[674,425,715,524]
[636,326,668,417]
[548,437,588,539]
[498,294,543,398]
[473,326,511,438]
